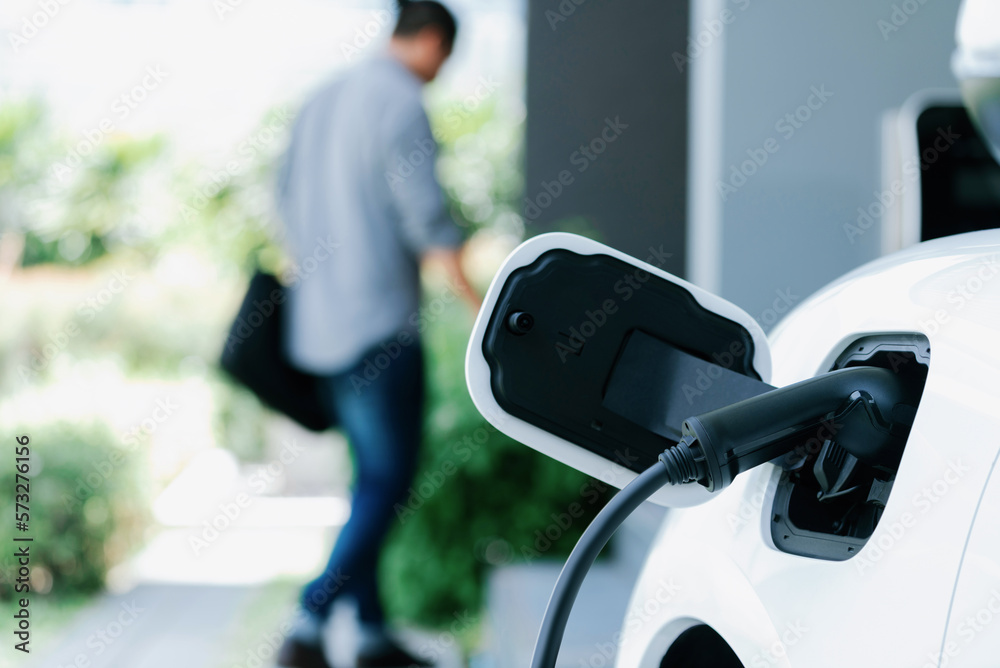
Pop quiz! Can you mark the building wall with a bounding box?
[524,0,690,277]
[692,0,963,321]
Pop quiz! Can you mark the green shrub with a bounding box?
[0,421,151,599]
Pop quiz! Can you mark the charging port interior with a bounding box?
[769,334,930,560]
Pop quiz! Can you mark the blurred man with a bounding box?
[274,2,478,667]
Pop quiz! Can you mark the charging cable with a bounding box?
[529,366,920,668]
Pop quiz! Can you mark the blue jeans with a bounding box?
[300,337,425,625]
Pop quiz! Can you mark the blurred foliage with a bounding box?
[0,98,167,266]
[0,421,151,600]
[0,97,285,463]
[163,106,292,276]
[0,90,607,628]
[0,97,286,273]
[0,99,51,232]
[430,96,525,239]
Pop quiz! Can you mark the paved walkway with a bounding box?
[20,420,461,668]
[23,583,257,668]
[21,540,464,668]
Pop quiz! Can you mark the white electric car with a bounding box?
[465,1,1000,665]
[615,228,1000,668]
[466,229,1000,668]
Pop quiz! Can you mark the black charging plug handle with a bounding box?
[680,366,921,493]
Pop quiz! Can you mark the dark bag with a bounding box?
[220,272,336,432]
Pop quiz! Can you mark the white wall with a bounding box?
[689,0,963,323]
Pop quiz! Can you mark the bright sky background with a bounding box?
[0,0,526,157]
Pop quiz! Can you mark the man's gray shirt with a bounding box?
[277,55,463,374]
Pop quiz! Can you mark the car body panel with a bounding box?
[618,229,1000,667]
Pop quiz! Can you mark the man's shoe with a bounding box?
[356,639,433,668]
[276,637,333,668]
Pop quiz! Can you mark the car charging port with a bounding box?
[769,334,930,560]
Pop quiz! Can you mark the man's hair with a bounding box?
[393,1,457,48]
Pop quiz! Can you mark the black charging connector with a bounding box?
[679,366,921,492]
[530,366,922,668]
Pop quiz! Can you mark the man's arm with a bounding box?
[385,108,481,312]
[422,245,482,313]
